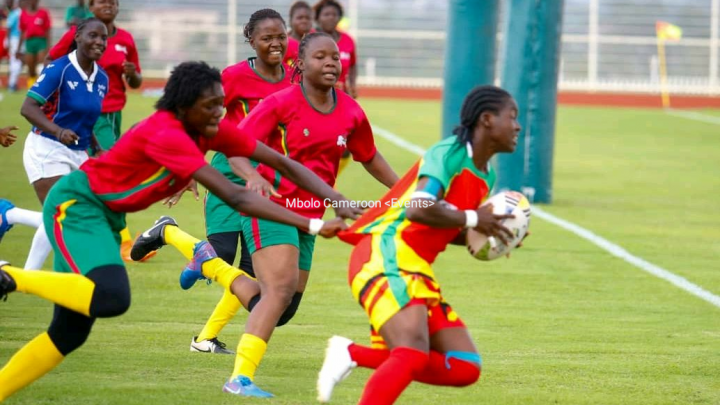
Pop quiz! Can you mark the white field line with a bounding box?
[665,109,720,125]
[371,124,720,309]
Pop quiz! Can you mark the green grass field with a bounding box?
[1,91,719,405]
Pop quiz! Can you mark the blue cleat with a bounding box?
[222,375,274,398]
[0,199,15,243]
[179,241,217,290]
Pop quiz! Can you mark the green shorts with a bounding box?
[91,112,122,155]
[25,37,48,55]
[42,171,126,275]
[205,152,246,235]
[240,216,316,271]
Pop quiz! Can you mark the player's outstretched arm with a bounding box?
[192,164,346,238]
[360,151,399,188]
[245,142,363,219]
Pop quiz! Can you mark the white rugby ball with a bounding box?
[466,191,531,261]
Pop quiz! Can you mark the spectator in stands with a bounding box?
[65,0,92,27]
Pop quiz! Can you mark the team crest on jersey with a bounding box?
[303,128,310,137]
[67,81,79,90]
[115,44,128,54]
[99,84,107,91]
[337,134,347,147]
[340,51,351,61]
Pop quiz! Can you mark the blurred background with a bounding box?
[4,0,718,95]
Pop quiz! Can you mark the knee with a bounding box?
[276,292,304,327]
[457,363,481,386]
[86,265,131,318]
[262,282,296,307]
[47,307,95,355]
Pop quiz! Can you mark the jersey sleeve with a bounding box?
[42,9,51,31]
[145,129,208,179]
[210,120,258,158]
[347,108,377,163]
[221,67,239,109]
[48,28,75,60]
[417,143,454,192]
[26,61,64,104]
[126,33,141,72]
[237,95,281,143]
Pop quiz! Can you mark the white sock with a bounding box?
[6,207,43,228]
[24,223,52,270]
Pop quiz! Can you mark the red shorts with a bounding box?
[369,298,466,350]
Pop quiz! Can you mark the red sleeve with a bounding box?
[42,9,51,31]
[221,67,238,108]
[127,33,141,72]
[145,129,208,179]
[48,28,76,60]
[348,35,357,68]
[237,96,281,143]
[19,14,26,32]
[347,107,377,163]
[210,120,258,158]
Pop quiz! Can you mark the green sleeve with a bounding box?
[65,7,74,24]
[417,142,455,192]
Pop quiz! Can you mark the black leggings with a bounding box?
[47,264,130,356]
[207,231,255,277]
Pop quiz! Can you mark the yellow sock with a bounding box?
[120,227,132,243]
[200,258,252,290]
[0,332,64,401]
[232,333,267,380]
[163,225,201,260]
[26,77,36,88]
[197,288,242,342]
[337,154,351,177]
[4,265,94,316]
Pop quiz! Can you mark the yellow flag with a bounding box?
[656,21,682,41]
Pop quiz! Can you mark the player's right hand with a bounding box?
[333,201,363,220]
[0,126,19,147]
[246,175,281,198]
[56,128,79,145]
[318,217,348,238]
[474,204,515,245]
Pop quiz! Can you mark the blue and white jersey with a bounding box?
[27,51,108,151]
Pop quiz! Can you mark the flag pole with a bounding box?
[656,32,671,108]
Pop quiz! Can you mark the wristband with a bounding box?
[308,218,324,235]
[464,210,478,228]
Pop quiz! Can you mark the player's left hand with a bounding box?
[333,202,363,220]
[318,217,348,238]
[506,231,531,258]
[122,60,137,78]
[163,180,199,208]
[0,126,19,147]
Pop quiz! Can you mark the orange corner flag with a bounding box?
[656,21,683,41]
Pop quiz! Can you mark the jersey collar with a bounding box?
[68,50,99,92]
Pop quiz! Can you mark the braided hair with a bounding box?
[156,61,221,115]
[68,17,104,52]
[243,8,286,42]
[313,0,343,21]
[290,31,333,83]
[452,85,512,145]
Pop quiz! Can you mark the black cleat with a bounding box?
[130,216,178,261]
[0,261,17,301]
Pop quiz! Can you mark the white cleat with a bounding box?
[317,335,357,403]
[189,336,234,355]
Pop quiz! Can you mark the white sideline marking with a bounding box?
[665,109,720,125]
[371,124,720,309]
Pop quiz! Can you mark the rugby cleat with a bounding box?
[190,336,234,355]
[130,216,178,261]
[222,375,274,398]
[0,261,17,302]
[0,199,15,243]
[317,336,357,403]
[179,241,216,290]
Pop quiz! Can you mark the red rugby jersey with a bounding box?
[81,111,257,213]
[49,26,142,113]
[336,31,356,92]
[19,8,50,38]
[238,85,377,218]
[222,57,293,126]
